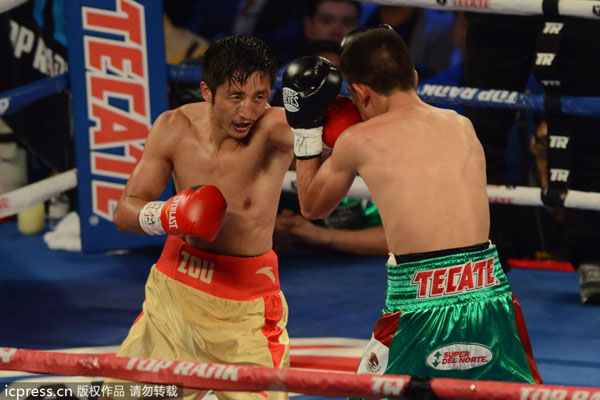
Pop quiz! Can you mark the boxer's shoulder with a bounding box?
[257,105,286,128]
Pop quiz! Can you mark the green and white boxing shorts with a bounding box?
[353,242,542,397]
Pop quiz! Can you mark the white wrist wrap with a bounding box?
[293,127,323,158]
[139,201,166,235]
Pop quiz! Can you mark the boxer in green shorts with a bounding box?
[354,241,541,387]
[286,26,544,394]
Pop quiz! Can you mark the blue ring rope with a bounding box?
[0,73,69,118]
[2,64,600,118]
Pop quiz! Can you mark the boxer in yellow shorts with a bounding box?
[107,35,299,400]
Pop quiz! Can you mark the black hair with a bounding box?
[202,35,277,99]
[340,27,416,95]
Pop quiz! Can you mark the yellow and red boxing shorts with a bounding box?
[108,235,290,400]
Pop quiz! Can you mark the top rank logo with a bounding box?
[126,357,239,380]
[410,256,498,299]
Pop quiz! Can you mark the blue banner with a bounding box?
[65,0,171,252]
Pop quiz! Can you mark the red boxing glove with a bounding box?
[323,96,362,148]
[139,185,227,242]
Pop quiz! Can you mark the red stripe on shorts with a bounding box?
[132,311,144,325]
[262,293,286,368]
[512,293,543,384]
[373,311,403,347]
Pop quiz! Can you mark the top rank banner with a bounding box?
[65,0,171,252]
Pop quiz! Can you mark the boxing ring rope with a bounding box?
[5,66,600,119]
[416,84,600,118]
[0,0,29,14]
[0,169,77,219]
[2,166,600,220]
[0,73,69,117]
[282,171,600,211]
[366,0,600,20]
[3,65,600,218]
[1,348,598,399]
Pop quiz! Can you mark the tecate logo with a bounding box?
[426,343,492,370]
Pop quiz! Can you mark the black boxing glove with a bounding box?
[282,56,341,159]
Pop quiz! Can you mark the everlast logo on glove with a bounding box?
[166,195,184,230]
[282,87,300,112]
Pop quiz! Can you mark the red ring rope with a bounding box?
[0,348,409,398]
[2,348,599,399]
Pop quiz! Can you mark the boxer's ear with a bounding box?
[200,81,212,104]
[350,83,370,108]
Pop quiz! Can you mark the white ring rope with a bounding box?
[283,171,600,211]
[0,169,77,218]
[367,0,600,20]
[2,169,600,220]
[1,168,600,221]
[0,0,28,14]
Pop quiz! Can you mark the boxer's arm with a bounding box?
[113,112,176,234]
[276,210,387,255]
[115,110,227,241]
[266,107,294,153]
[296,134,358,220]
[322,225,387,255]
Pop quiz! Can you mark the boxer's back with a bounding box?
[346,103,490,255]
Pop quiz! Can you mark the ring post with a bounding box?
[65,0,172,252]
